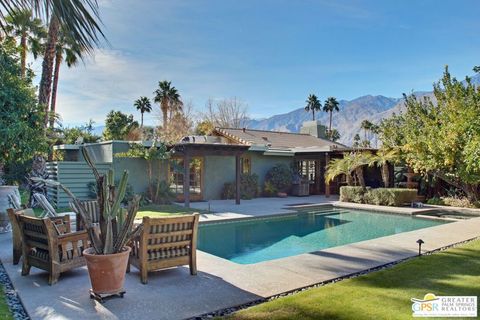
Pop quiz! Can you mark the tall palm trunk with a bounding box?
[329,111,333,137]
[140,112,144,128]
[49,50,62,128]
[381,163,390,187]
[355,166,365,188]
[312,109,315,121]
[345,173,353,186]
[20,33,27,77]
[38,16,59,127]
[161,98,168,131]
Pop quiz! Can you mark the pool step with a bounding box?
[310,210,350,216]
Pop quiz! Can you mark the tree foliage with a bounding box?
[0,43,47,183]
[379,67,480,201]
[195,120,215,135]
[102,110,139,141]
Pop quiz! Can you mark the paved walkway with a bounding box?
[1,198,480,319]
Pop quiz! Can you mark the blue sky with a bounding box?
[35,0,480,127]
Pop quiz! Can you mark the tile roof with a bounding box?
[214,128,347,150]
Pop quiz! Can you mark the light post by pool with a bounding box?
[416,239,424,256]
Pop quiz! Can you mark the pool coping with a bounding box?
[194,208,480,299]
[198,202,456,226]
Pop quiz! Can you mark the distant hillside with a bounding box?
[246,95,401,146]
[246,73,480,146]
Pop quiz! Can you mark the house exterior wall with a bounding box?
[201,151,294,200]
[49,141,298,205]
[113,157,168,194]
[249,151,293,187]
[203,155,236,200]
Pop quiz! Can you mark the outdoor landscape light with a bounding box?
[416,239,425,256]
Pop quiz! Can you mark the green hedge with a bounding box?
[340,186,417,206]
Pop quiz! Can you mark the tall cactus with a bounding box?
[40,147,141,255]
[80,146,141,254]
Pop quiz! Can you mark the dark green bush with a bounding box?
[221,173,259,200]
[340,186,417,206]
[426,197,445,206]
[340,186,368,203]
[265,164,292,193]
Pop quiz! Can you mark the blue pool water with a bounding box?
[197,206,449,264]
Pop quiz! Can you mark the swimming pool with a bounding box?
[197,206,450,264]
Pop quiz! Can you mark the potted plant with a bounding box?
[40,147,141,298]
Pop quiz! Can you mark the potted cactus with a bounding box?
[39,147,141,298]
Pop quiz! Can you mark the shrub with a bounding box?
[265,164,293,193]
[340,186,367,203]
[263,180,278,197]
[147,180,175,204]
[426,197,445,205]
[340,187,417,206]
[441,196,478,208]
[221,173,259,200]
[221,183,235,200]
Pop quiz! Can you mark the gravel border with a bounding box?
[0,260,29,319]
[190,237,479,319]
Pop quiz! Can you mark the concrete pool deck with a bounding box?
[1,197,480,319]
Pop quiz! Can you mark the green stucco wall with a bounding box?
[203,155,236,200]
[202,151,294,200]
[51,141,296,204]
[113,157,168,194]
[249,152,293,187]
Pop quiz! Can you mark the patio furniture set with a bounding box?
[6,195,200,286]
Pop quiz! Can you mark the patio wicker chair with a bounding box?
[68,199,100,231]
[17,213,90,285]
[128,214,200,284]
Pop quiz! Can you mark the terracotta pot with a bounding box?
[83,246,131,295]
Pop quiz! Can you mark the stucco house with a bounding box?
[49,121,380,207]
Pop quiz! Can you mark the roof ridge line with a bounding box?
[215,127,311,136]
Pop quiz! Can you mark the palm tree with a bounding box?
[305,94,321,121]
[49,27,83,128]
[134,96,152,128]
[153,81,182,131]
[323,97,340,138]
[325,152,372,188]
[36,0,106,127]
[5,9,46,77]
[360,119,373,142]
[305,94,322,121]
[326,157,355,186]
[330,128,340,142]
[368,148,399,187]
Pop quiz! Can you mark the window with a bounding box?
[240,156,251,174]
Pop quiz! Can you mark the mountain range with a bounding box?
[247,73,480,146]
